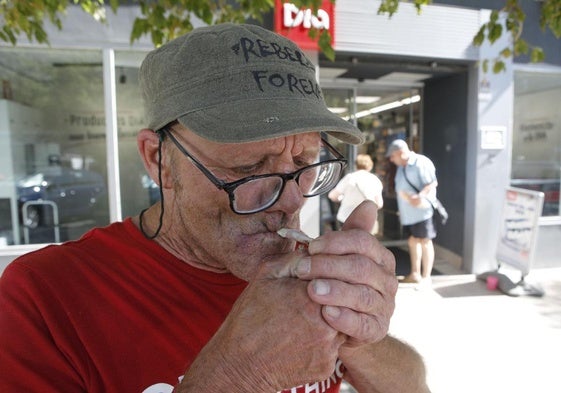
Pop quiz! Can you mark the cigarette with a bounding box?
[277,228,314,244]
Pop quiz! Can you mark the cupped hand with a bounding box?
[304,200,398,349]
[181,255,345,392]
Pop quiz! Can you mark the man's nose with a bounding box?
[268,178,304,215]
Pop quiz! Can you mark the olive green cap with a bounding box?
[139,23,364,144]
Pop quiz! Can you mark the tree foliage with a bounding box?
[471,0,561,73]
[0,0,119,44]
[130,0,275,47]
[1,0,560,71]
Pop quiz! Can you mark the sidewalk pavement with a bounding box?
[390,262,561,393]
[342,260,561,393]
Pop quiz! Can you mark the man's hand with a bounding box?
[303,200,397,349]
[178,254,345,392]
[299,201,429,393]
[400,190,425,207]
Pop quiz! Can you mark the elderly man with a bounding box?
[0,24,430,393]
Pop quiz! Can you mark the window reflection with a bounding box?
[512,70,561,217]
[0,48,109,245]
[114,52,159,218]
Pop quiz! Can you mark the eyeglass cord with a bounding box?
[139,132,165,239]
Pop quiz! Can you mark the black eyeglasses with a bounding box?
[161,127,347,215]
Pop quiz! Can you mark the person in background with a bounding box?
[0,24,430,393]
[328,153,384,233]
[387,139,439,288]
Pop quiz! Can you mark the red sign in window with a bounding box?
[274,0,335,50]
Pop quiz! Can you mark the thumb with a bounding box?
[341,200,378,233]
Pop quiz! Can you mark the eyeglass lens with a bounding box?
[231,161,343,214]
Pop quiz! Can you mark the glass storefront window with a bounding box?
[512,69,561,217]
[0,47,109,245]
[114,52,157,219]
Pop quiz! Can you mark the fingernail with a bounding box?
[313,279,330,295]
[325,305,340,318]
[296,257,311,276]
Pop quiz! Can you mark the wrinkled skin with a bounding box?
[136,126,425,392]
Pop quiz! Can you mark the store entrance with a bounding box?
[320,82,423,243]
[318,56,470,266]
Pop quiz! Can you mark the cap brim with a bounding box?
[177,98,364,145]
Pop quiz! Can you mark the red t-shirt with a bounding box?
[0,219,343,392]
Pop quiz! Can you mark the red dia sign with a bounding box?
[274,0,335,50]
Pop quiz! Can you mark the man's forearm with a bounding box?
[419,181,438,198]
[339,335,431,393]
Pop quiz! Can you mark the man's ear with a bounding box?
[137,129,171,189]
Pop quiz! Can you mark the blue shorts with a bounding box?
[403,218,437,240]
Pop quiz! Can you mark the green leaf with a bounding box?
[413,0,432,14]
[319,30,334,61]
[540,0,561,38]
[131,18,149,43]
[505,18,516,33]
[513,38,529,56]
[482,59,489,74]
[151,29,164,47]
[109,0,119,13]
[378,0,400,17]
[492,60,506,74]
[30,20,49,44]
[473,26,485,46]
[530,47,545,63]
[488,23,503,44]
[1,26,17,46]
[500,47,512,58]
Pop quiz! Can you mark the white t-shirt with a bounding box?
[332,170,383,223]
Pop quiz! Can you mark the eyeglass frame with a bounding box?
[159,125,348,215]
